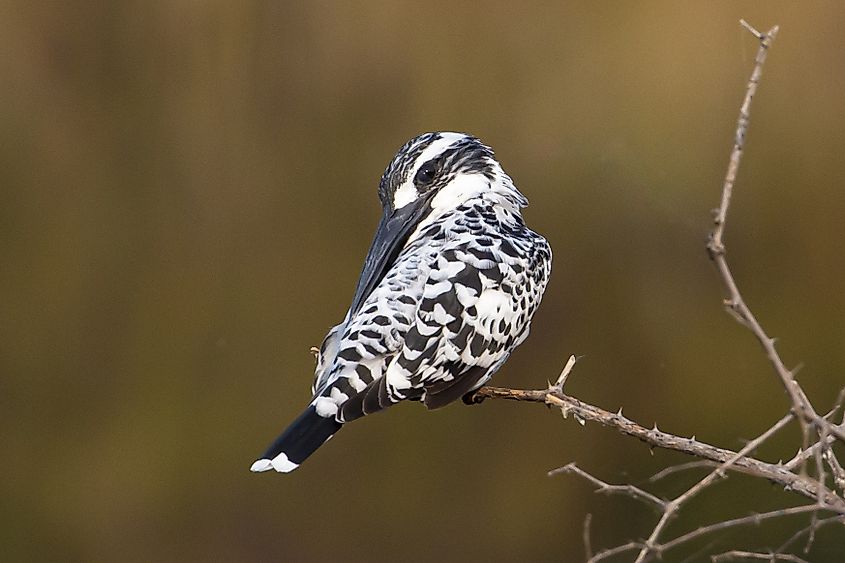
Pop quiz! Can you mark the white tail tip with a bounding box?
[250,459,273,472]
[250,453,299,473]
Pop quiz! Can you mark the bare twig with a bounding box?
[707,19,777,252]
[775,514,844,554]
[550,462,667,512]
[649,460,716,482]
[824,446,845,492]
[585,506,836,562]
[582,513,594,562]
[588,541,644,563]
[813,428,828,506]
[705,20,818,454]
[783,436,837,471]
[822,390,845,491]
[711,551,809,562]
[660,505,825,554]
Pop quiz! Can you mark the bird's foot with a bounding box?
[462,391,486,405]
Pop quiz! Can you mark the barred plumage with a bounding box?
[251,132,551,473]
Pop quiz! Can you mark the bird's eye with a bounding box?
[414,161,438,187]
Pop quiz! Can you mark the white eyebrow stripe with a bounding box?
[410,133,466,177]
[392,133,467,210]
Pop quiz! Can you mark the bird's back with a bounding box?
[313,194,551,421]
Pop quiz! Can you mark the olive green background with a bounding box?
[2,2,844,561]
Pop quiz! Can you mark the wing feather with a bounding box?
[332,216,551,423]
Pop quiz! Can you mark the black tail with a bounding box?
[250,406,342,473]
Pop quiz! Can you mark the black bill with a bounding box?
[348,198,433,316]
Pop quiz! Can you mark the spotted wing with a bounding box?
[340,235,550,421]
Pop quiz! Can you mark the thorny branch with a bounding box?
[472,384,845,512]
[472,20,845,561]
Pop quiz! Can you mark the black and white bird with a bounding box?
[251,132,551,473]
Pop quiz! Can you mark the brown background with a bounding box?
[2,2,844,561]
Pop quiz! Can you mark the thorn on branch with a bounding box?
[551,354,578,393]
[789,363,805,379]
[706,233,726,260]
[723,300,750,326]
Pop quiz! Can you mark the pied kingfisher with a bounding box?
[251,132,551,473]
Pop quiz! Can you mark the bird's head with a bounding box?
[378,132,526,214]
[348,132,527,315]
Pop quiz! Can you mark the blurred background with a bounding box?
[2,2,844,561]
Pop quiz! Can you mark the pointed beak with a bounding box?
[348,199,432,315]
